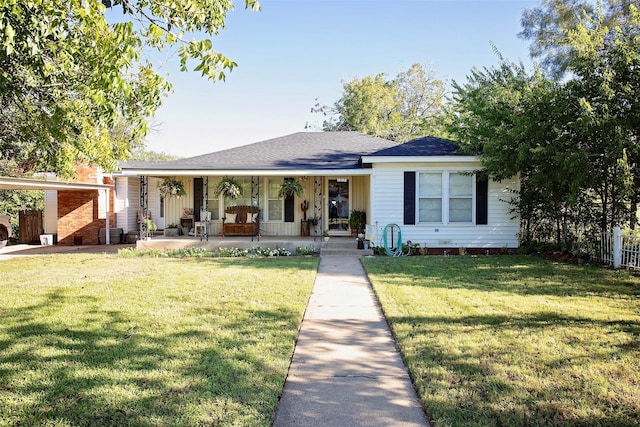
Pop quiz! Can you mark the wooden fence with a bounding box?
[18,210,43,244]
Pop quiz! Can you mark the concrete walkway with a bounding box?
[273,255,430,427]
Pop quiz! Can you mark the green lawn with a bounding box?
[362,255,640,427]
[0,254,318,426]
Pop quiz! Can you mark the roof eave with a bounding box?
[361,155,480,164]
[0,176,111,191]
[114,168,373,177]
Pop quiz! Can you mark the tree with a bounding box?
[313,63,446,142]
[446,59,591,247]
[128,147,181,162]
[449,2,640,249]
[562,3,640,231]
[0,0,259,178]
[520,0,635,78]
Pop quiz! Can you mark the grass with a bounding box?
[362,255,640,427]
[0,253,318,426]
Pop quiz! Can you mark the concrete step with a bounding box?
[320,248,373,256]
[320,237,372,256]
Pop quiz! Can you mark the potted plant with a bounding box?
[164,223,179,237]
[158,177,186,198]
[299,200,310,235]
[214,176,242,199]
[322,229,330,242]
[278,179,304,198]
[348,210,366,236]
[141,217,157,240]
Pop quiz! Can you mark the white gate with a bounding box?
[598,226,640,269]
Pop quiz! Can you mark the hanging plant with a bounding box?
[158,177,186,198]
[214,176,242,199]
[278,179,304,198]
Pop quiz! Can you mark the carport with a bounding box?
[0,176,113,244]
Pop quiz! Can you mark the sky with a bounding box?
[145,0,538,158]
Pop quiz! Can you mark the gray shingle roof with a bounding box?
[366,136,462,157]
[119,132,464,172]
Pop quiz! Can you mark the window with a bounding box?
[226,177,252,207]
[217,177,262,219]
[206,196,220,220]
[418,173,442,222]
[418,172,474,223]
[267,178,284,221]
[449,173,472,222]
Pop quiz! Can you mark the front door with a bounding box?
[327,178,350,235]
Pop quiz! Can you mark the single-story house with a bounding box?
[110,131,520,250]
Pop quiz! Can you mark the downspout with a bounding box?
[105,187,110,244]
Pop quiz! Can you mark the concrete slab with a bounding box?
[273,255,430,427]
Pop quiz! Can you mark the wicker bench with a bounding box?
[222,205,259,237]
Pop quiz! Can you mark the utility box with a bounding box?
[40,234,54,245]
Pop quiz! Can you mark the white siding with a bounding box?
[371,162,520,248]
[162,177,194,227]
[114,176,142,233]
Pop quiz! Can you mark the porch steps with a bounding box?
[320,237,373,256]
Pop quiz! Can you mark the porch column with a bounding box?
[139,175,150,238]
[200,176,209,241]
[251,176,260,241]
[313,176,323,241]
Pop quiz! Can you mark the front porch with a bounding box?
[116,174,370,240]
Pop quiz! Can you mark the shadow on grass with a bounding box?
[391,313,640,426]
[363,256,640,426]
[124,255,320,271]
[363,255,640,298]
[0,287,301,426]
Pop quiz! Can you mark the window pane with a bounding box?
[268,200,282,221]
[206,199,220,220]
[449,198,472,222]
[419,198,442,222]
[211,177,262,217]
[419,173,442,197]
[450,173,472,196]
[268,178,282,198]
[222,177,251,207]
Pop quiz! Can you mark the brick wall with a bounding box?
[56,165,115,246]
[57,190,104,245]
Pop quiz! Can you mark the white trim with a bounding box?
[416,171,475,225]
[362,155,479,164]
[0,176,111,191]
[326,177,352,236]
[114,169,373,177]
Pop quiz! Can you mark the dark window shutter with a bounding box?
[194,178,203,221]
[284,178,295,222]
[476,177,488,225]
[404,172,416,225]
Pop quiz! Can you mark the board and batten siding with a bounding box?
[370,163,520,248]
[159,176,319,237]
[121,175,371,237]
